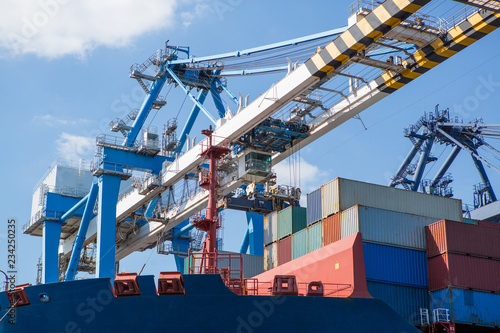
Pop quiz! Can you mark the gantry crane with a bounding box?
[23,0,500,283]
[389,106,500,212]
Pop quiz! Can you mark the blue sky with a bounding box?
[1,0,500,284]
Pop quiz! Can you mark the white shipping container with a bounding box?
[264,243,278,271]
[341,205,441,250]
[321,178,463,222]
[264,211,278,245]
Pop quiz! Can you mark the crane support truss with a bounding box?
[34,1,500,272]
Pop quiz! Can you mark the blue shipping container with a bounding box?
[307,188,322,225]
[367,281,429,326]
[430,288,500,328]
[363,243,428,288]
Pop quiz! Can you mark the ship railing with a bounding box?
[298,282,353,297]
[244,280,353,297]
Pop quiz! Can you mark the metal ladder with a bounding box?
[420,308,430,326]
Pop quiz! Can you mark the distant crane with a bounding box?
[389,106,500,209]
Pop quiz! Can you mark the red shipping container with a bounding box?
[278,236,292,266]
[322,213,341,247]
[426,219,500,259]
[477,220,500,230]
[428,253,500,292]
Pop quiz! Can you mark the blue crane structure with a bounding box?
[22,0,500,283]
[389,106,500,211]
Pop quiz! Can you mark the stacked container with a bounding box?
[306,188,322,225]
[426,219,500,292]
[321,178,463,221]
[308,220,322,253]
[317,178,465,325]
[263,210,279,271]
[278,206,307,240]
[426,219,500,328]
[277,236,292,266]
[340,205,440,250]
[264,242,277,271]
[367,282,429,326]
[263,211,278,246]
[322,213,340,247]
[292,228,308,260]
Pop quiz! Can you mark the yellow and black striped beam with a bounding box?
[375,9,500,93]
[304,0,431,79]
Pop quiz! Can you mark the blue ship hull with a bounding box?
[0,274,420,332]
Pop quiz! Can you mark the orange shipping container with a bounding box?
[322,213,341,247]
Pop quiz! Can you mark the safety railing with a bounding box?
[90,161,133,179]
[444,6,480,30]
[96,134,134,148]
[42,184,88,198]
[199,134,231,155]
[348,0,379,15]
[404,12,448,35]
[433,308,450,323]
[243,280,352,297]
[32,159,90,192]
[23,209,63,232]
[118,182,136,201]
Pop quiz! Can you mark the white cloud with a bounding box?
[56,132,94,160]
[32,114,91,126]
[0,0,178,58]
[179,0,211,28]
[273,156,328,206]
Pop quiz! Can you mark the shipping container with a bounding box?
[308,220,322,253]
[292,228,308,260]
[477,220,500,230]
[278,206,307,240]
[363,243,428,288]
[341,205,439,250]
[430,287,500,327]
[462,218,478,225]
[277,236,292,266]
[264,242,277,271]
[264,211,278,245]
[322,213,341,247]
[321,178,463,221]
[183,257,189,274]
[425,219,500,259]
[367,281,429,326]
[189,252,264,278]
[307,188,322,225]
[427,253,500,292]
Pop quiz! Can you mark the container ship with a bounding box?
[2,0,500,332]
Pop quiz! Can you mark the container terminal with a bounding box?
[1,0,500,332]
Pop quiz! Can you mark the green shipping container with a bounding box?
[292,228,308,259]
[463,218,478,225]
[183,257,189,274]
[308,221,323,253]
[278,206,307,240]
